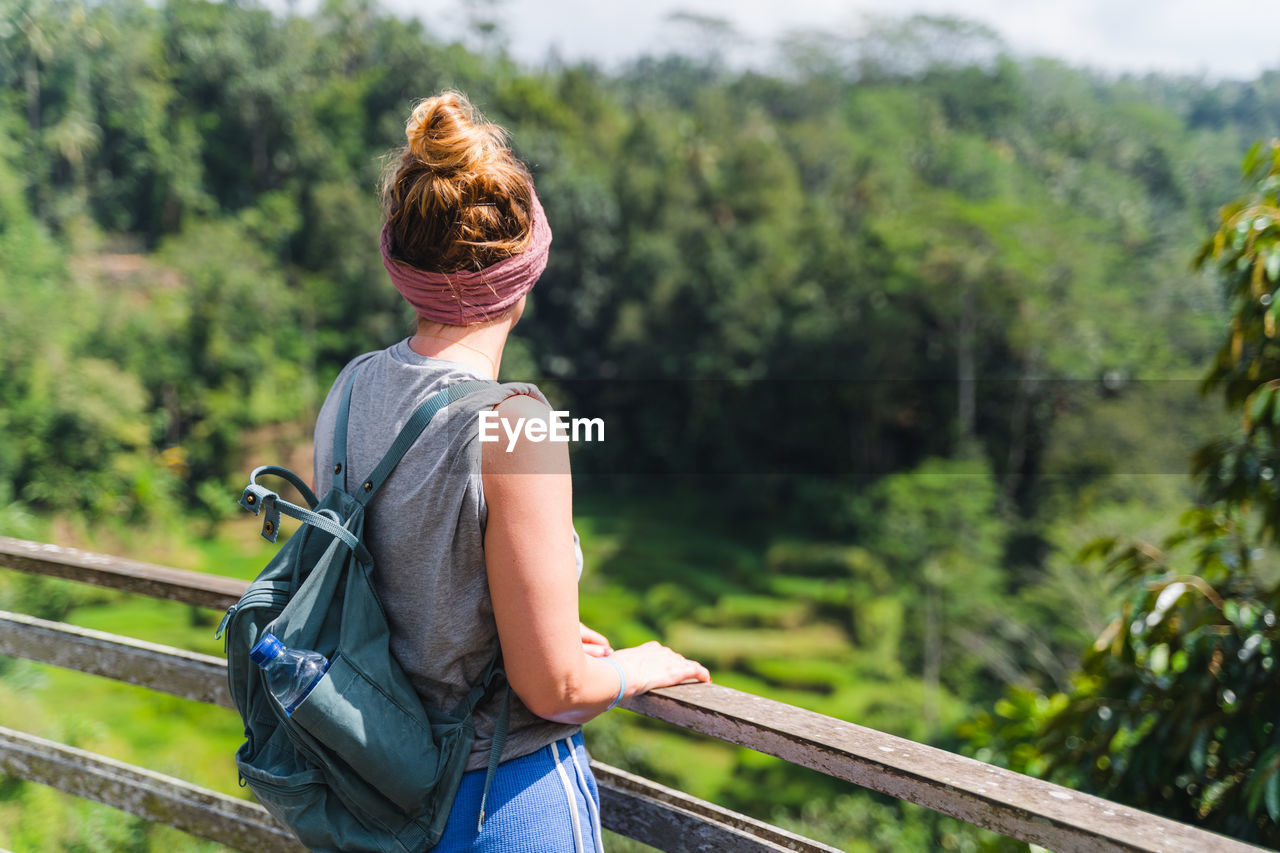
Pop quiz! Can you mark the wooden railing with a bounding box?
[0,535,1268,853]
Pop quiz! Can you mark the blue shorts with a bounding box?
[434,732,604,852]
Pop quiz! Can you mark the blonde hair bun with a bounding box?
[405,92,504,172]
[382,91,534,274]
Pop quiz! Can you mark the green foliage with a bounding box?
[0,0,1243,525]
[858,456,1017,704]
[970,144,1280,848]
[3,1,1278,846]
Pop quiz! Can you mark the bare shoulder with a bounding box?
[492,391,552,421]
[480,392,569,476]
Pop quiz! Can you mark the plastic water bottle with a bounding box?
[250,633,330,715]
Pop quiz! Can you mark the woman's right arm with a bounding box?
[482,393,710,725]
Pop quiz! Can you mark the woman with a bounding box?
[311,91,711,852]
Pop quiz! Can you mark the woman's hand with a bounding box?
[610,641,711,697]
[580,622,613,658]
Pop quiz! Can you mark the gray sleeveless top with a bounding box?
[312,339,580,770]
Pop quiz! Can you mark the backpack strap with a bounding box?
[451,653,510,832]
[353,379,495,506]
[331,365,362,492]
[249,465,319,510]
[238,472,372,564]
[477,685,510,831]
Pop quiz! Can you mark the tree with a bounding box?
[967,143,1280,847]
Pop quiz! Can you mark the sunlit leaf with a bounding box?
[1249,386,1273,427]
[1191,728,1210,775]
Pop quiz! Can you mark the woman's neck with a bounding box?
[408,320,509,380]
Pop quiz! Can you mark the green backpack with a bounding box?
[217,370,508,852]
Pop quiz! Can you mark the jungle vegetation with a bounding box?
[1,1,1278,849]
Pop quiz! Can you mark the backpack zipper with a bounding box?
[216,586,290,647]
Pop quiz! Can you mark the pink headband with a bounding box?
[380,187,552,325]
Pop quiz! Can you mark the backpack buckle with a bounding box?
[239,484,282,543]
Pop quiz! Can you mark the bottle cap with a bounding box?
[249,632,283,666]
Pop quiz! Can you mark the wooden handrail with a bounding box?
[0,536,1268,853]
[0,536,241,610]
[591,762,832,853]
[623,685,1269,853]
[0,609,232,707]
[0,727,305,853]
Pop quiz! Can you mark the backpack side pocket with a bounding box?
[237,735,386,853]
[289,653,469,818]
